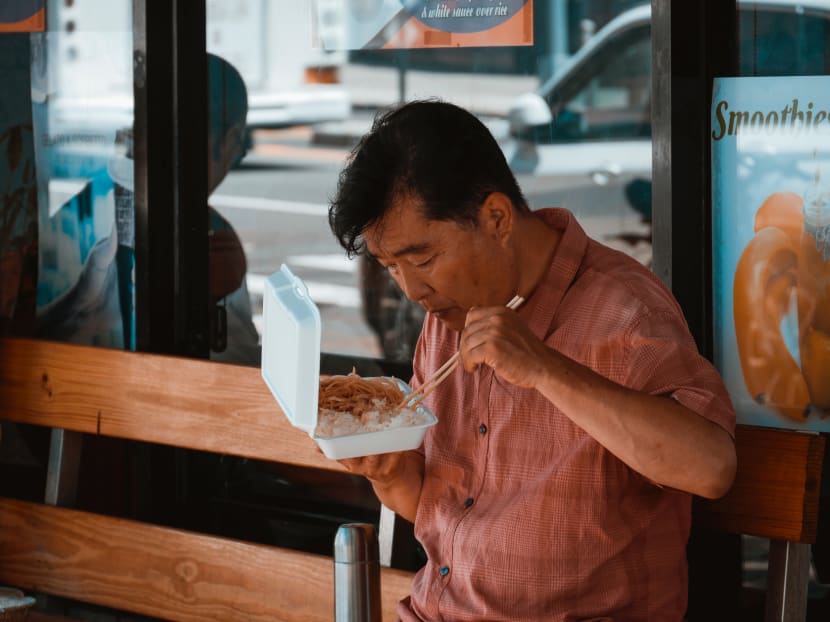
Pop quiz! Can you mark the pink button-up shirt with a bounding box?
[398,208,735,621]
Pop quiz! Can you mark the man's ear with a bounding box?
[479,192,514,243]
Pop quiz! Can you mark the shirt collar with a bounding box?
[519,208,589,341]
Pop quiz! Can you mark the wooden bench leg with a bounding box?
[44,429,82,507]
[765,539,811,622]
[378,504,420,571]
[40,429,83,616]
[378,504,396,568]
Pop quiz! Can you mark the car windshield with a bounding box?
[533,24,652,144]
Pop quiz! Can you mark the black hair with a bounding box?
[328,99,529,257]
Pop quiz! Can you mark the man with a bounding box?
[328,100,736,621]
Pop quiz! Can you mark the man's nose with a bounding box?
[395,267,432,302]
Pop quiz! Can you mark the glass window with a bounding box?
[207,0,656,366]
[4,0,136,348]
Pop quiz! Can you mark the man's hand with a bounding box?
[338,450,424,523]
[459,306,552,388]
[338,451,408,487]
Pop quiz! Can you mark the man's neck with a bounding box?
[514,212,562,301]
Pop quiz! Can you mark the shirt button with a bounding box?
[464,497,474,508]
[479,423,487,434]
[439,566,450,577]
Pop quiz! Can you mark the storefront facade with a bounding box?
[1,1,829,619]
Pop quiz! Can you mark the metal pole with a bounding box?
[334,523,381,622]
[551,0,569,74]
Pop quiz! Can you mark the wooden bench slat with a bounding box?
[0,338,341,472]
[0,498,413,622]
[693,425,824,543]
[26,613,80,622]
[0,339,98,434]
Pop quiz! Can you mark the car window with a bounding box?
[538,24,651,144]
[738,5,830,75]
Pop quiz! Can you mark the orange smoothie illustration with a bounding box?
[712,75,830,431]
[798,184,830,409]
[734,186,830,422]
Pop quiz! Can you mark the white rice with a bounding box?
[314,401,431,438]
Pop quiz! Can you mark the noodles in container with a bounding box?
[261,265,436,459]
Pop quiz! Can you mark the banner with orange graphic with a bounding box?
[322,0,532,50]
[712,76,830,431]
[0,0,45,32]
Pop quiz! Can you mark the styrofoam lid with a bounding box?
[261,264,321,434]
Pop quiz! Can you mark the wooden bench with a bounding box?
[0,337,825,621]
[693,426,824,620]
[0,338,414,621]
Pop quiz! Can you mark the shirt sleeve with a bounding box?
[622,309,737,438]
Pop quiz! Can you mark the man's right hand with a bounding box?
[338,450,408,486]
[338,450,424,523]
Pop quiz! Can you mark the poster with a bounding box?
[318,0,533,50]
[0,0,45,33]
[712,76,830,431]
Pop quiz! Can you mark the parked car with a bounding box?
[363,0,830,361]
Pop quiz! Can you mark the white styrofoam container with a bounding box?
[261,264,436,460]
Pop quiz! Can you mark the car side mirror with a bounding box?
[508,93,552,136]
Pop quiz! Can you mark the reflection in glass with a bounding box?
[0,35,39,338]
[32,0,134,349]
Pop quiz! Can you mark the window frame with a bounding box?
[133,0,209,357]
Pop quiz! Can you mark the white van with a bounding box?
[206,0,351,128]
[46,0,351,139]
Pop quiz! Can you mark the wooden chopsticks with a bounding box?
[399,295,525,410]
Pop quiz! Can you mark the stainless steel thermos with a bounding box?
[334,523,382,622]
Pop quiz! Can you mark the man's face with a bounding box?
[364,193,517,332]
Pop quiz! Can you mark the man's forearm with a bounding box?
[536,350,736,498]
[370,451,424,523]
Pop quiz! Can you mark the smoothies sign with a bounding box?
[712,76,830,431]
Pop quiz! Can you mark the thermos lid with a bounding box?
[334,523,379,563]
